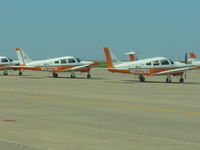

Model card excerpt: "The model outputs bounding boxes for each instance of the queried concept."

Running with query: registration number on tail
[41,66,58,71]
[130,68,150,75]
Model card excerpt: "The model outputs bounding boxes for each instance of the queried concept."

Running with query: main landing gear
[53,72,58,78]
[87,73,91,79]
[165,75,184,83]
[70,72,76,78]
[19,70,23,76]
[166,75,172,83]
[179,77,184,83]
[139,75,145,82]
[3,71,8,76]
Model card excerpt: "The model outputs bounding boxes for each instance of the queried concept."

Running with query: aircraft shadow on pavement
[110,80,200,85]
[48,76,104,80]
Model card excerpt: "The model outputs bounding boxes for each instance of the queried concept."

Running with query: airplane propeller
[185,53,188,64]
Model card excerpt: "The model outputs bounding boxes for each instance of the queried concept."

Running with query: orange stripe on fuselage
[108,68,184,76]
[13,65,92,73]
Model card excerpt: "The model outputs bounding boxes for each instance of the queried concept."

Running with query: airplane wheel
[71,74,76,78]
[166,78,172,83]
[19,72,23,76]
[3,72,8,76]
[180,78,184,83]
[139,76,145,82]
[87,74,91,79]
[53,73,58,78]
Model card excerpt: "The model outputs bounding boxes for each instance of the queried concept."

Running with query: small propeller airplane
[0,56,21,76]
[14,48,99,78]
[103,47,200,83]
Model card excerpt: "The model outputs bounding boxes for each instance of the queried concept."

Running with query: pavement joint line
[1,92,200,115]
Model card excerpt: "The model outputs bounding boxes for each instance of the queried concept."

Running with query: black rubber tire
[139,76,145,82]
[166,78,172,83]
[3,72,8,76]
[71,74,76,78]
[87,74,91,79]
[53,73,58,78]
[180,78,184,83]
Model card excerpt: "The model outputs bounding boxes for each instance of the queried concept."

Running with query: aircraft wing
[155,66,197,75]
[61,64,90,72]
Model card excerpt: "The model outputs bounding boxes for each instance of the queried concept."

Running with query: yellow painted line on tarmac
[2,93,200,115]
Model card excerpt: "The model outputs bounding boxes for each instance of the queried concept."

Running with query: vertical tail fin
[16,48,32,65]
[190,52,197,59]
[125,52,138,62]
[103,47,121,68]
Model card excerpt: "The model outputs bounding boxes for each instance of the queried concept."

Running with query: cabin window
[1,58,9,63]
[161,59,170,65]
[54,60,59,64]
[68,58,76,63]
[146,62,151,65]
[153,60,160,66]
[61,59,67,64]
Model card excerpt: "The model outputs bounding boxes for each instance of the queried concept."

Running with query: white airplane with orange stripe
[103,47,200,83]
[0,56,21,76]
[14,48,99,78]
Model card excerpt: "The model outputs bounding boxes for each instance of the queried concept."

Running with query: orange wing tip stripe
[16,48,22,51]
[190,52,197,58]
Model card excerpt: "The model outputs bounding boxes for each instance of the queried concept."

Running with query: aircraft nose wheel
[180,78,184,83]
[19,71,22,76]
[87,74,91,79]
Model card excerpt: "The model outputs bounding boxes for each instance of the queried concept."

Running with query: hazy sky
[0,0,200,60]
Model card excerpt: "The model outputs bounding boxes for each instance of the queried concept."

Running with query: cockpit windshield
[169,59,174,64]
[8,58,13,62]
[76,58,81,63]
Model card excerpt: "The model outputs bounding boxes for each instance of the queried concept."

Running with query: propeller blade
[185,53,188,64]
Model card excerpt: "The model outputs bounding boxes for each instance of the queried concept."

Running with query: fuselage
[18,56,96,73]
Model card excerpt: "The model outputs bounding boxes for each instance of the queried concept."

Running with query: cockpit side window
[61,59,67,64]
[153,60,160,66]
[1,58,9,63]
[146,62,152,66]
[54,60,59,64]
[161,59,170,65]
[68,58,76,63]
[76,58,81,63]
